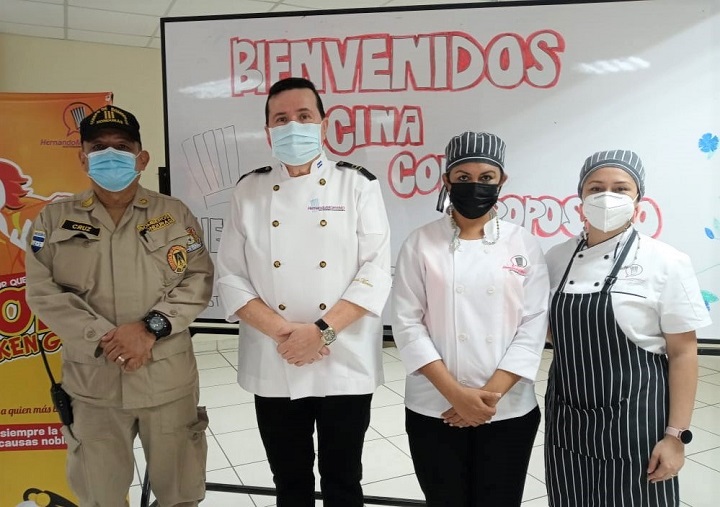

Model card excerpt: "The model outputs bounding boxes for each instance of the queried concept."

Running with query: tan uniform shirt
[25,187,214,409]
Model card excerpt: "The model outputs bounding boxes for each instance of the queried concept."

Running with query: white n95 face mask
[582,191,636,233]
[269,121,323,166]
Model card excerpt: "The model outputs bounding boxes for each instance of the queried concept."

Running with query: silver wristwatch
[315,318,336,346]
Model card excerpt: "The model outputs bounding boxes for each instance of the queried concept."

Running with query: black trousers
[255,394,372,507]
[406,405,541,507]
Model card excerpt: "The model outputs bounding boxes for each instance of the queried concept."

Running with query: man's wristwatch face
[315,319,336,345]
[144,312,171,339]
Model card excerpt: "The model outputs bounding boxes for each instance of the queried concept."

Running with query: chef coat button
[604,255,610,260]
[273,184,280,191]
[319,261,327,268]
[568,280,575,285]
[578,253,584,258]
[279,304,286,311]
[319,178,326,186]
[320,219,327,227]
[87,329,96,338]
[486,336,494,343]
[83,240,91,248]
[458,333,468,342]
[170,310,178,316]
[460,379,468,385]
[455,285,464,294]
[487,286,495,294]
[594,282,600,286]
[273,260,281,268]
[319,303,327,310]
[272,220,280,227]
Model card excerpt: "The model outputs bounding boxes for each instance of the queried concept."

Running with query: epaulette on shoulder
[237,166,272,184]
[336,160,376,181]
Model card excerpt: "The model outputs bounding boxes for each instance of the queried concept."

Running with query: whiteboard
[162,0,720,338]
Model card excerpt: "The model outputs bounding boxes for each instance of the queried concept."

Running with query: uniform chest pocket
[140,224,190,287]
[49,229,100,292]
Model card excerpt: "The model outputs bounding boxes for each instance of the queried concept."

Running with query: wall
[0,33,163,190]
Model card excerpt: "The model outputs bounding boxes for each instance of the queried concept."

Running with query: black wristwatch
[143,311,172,340]
[314,318,337,346]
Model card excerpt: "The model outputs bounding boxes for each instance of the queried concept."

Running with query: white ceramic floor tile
[199,366,238,388]
[699,372,720,386]
[527,444,546,484]
[688,446,720,473]
[689,405,720,435]
[364,426,384,442]
[208,403,258,435]
[221,350,239,366]
[696,380,720,405]
[698,355,720,371]
[196,352,233,370]
[234,461,276,507]
[383,345,401,360]
[387,434,411,457]
[360,438,416,484]
[699,366,718,377]
[217,336,238,351]
[200,382,254,408]
[215,427,268,466]
[382,351,400,364]
[679,458,720,507]
[522,473,547,502]
[370,404,407,437]
[207,434,232,471]
[204,467,257,506]
[362,473,424,501]
[535,368,549,381]
[383,378,406,397]
[522,496,549,506]
[383,360,409,382]
[370,384,405,408]
[686,424,720,455]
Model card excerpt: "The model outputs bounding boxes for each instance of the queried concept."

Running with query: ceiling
[0,0,517,49]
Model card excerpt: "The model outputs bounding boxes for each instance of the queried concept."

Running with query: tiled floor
[129,338,720,506]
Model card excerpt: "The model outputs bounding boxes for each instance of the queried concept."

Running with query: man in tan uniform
[25,105,214,507]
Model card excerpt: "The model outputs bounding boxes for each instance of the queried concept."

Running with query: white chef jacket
[546,227,712,354]
[216,151,392,399]
[391,216,549,421]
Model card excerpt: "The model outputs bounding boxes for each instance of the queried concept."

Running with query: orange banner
[0,92,111,507]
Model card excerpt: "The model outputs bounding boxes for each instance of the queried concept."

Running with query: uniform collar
[579,226,634,258]
[74,189,97,211]
[279,150,329,178]
[132,186,151,209]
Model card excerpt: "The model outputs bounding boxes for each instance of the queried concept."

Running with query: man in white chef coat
[216,77,392,507]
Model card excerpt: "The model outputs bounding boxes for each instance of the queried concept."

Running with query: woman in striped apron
[544,150,711,506]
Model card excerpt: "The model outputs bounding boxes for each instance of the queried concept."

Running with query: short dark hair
[265,77,326,125]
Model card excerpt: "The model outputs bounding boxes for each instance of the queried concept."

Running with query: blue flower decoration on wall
[699,133,719,158]
[705,218,720,240]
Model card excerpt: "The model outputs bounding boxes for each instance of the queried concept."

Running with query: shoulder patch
[336,161,376,181]
[237,166,273,184]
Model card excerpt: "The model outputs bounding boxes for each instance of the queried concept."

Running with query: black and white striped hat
[578,149,645,198]
[444,132,506,173]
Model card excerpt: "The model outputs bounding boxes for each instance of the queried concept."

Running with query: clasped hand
[276,322,330,366]
[443,386,502,428]
[100,321,154,373]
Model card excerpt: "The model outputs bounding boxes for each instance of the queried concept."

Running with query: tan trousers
[61,393,208,507]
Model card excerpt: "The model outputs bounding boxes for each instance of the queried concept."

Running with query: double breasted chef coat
[216,152,392,400]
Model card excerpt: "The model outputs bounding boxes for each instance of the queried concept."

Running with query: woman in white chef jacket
[391,131,549,507]
[544,150,711,507]
[216,77,392,507]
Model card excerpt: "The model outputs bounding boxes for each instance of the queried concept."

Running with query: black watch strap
[315,318,329,331]
[144,311,172,340]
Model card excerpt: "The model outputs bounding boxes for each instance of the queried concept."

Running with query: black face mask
[449,182,500,219]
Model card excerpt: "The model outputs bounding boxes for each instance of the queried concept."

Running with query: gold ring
[117,355,125,363]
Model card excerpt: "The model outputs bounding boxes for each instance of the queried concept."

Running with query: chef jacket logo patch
[624,264,643,277]
[167,245,188,273]
[31,230,46,253]
[503,255,528,276]
[307,198,345,212]
[185,226,204,253]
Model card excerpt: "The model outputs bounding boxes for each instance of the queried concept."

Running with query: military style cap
[80,105,141,144]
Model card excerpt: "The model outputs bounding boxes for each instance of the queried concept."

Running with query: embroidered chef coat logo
[307,198,345,212]
[137,213,175,233]
[185,227,204,253]
[167,245,188,274]
[31,230,46,253]
[624,264,643,277]
[503,255,528,276]
[353,277,374,287]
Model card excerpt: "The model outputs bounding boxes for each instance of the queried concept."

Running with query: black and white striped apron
[545,230,678,506]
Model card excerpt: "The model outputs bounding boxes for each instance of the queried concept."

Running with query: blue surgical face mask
[86,147,140,192]
[269,121,323,166]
